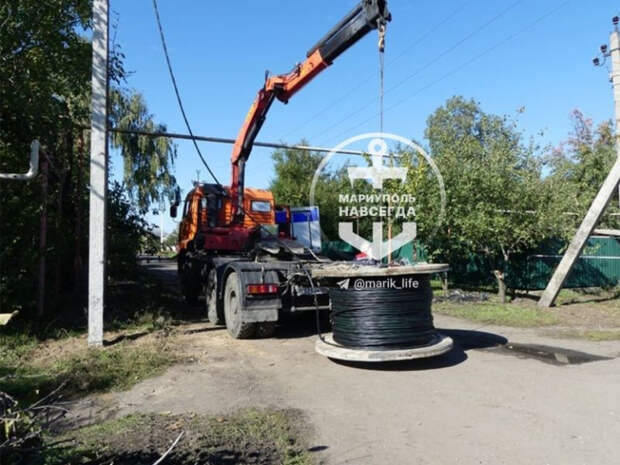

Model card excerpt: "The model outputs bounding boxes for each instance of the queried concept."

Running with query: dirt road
[80,261,620,465]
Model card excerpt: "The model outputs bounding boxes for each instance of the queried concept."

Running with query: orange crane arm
[230,0,391,219]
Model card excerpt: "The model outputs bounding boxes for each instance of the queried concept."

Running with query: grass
[0,273,189,405]
[104,276,194,333]
[434,301,559,327]
[545,329,620,341]
[37,409,313,465]
[0,334,177,404]
[554,286,620,306]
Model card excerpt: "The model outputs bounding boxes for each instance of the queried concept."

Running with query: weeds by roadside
[432,284,620,333]
[0,273,189,405]
[0,337,177,405]
[544,329,620,341]
[434,301,559,327]
[25,409,314,465]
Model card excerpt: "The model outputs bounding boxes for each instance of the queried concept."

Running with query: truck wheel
[255,322,276,338]
[206,269,223,325]
[223,272,255,339]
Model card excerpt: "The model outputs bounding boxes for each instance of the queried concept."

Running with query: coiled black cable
[331,279,436,350]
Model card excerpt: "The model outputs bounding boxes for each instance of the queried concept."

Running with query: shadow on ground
[330,328,507,372]
[274,312,331,339]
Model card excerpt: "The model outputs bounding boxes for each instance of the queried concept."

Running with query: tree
[110,90,177,213]
[546,110,618,227]
[0,0,177,320]
[419,96,569,302]
[162,229,178,250]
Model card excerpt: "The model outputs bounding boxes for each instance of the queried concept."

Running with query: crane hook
[378,21,386,53]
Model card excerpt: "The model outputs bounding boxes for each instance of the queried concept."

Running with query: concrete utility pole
[87,0,109,346]
[539,18,620,308]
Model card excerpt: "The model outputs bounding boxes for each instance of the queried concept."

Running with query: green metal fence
[322,236,620,290]
[454,236,620,290]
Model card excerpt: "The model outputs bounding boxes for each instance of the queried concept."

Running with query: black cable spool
[330,276,437,350]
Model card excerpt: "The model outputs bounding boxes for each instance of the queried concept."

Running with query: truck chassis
[179,244,330,338]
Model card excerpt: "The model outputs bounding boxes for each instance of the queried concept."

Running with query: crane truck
[171,0,391,339]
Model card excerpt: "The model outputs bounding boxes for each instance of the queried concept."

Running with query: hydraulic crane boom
[230,0,391,220]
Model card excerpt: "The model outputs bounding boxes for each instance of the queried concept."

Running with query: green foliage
[546,109,618,227]
[0,0,92,316]
[162,228,178,249]
[107,182,151,278]
[0,0,177,319]
[415,96,570,298]
[110,90,178,213]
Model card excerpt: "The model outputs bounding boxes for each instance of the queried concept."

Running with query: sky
[109,0,620,234]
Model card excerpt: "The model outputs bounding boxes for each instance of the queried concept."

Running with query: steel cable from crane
[279,1,470,141]
[330,281,436,350]
[322,0,571,145]
[307,0,525,145]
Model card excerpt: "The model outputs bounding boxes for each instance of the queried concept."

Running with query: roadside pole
[538,19,620,308]
[87,0,109,346]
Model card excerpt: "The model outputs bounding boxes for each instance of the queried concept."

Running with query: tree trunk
[441,271,449,293]
[37,152,49,317]
[54,148,66,308]
[73,131,85,304]
[493,269,506,304]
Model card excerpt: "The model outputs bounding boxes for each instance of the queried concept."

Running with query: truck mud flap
[241,308,278,323]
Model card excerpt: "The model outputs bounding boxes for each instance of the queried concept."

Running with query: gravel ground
[64,260,620,465]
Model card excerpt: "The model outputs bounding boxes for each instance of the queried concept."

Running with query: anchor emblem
[339,137,416,260]
[347,138,407,188]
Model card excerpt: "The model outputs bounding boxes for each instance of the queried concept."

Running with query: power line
[151,0,221,185]
[307,0,525,144]
[103,126,385,157]
[322,0,571,145]
[278,1,470,141]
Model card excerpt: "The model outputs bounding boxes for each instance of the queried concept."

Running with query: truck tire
[223,272,255,339]
[255,322,276,338]
[206,269,223,325]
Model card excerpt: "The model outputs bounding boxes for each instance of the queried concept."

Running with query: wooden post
[87,0,109,346]
[538,25,620,308]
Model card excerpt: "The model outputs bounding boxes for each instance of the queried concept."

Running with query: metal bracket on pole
[0,140,40,181]
[538,25,620,308]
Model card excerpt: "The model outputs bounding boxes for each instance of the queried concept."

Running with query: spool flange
[315,332,453,362]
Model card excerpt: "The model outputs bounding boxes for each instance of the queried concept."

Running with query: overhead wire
[307,0,525,145]
[151,0,318,261]
[321,0,571,145]
[279,1,470,141]
[151,0,221,185]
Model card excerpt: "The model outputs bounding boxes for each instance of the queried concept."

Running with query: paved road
[91,261,620,464]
